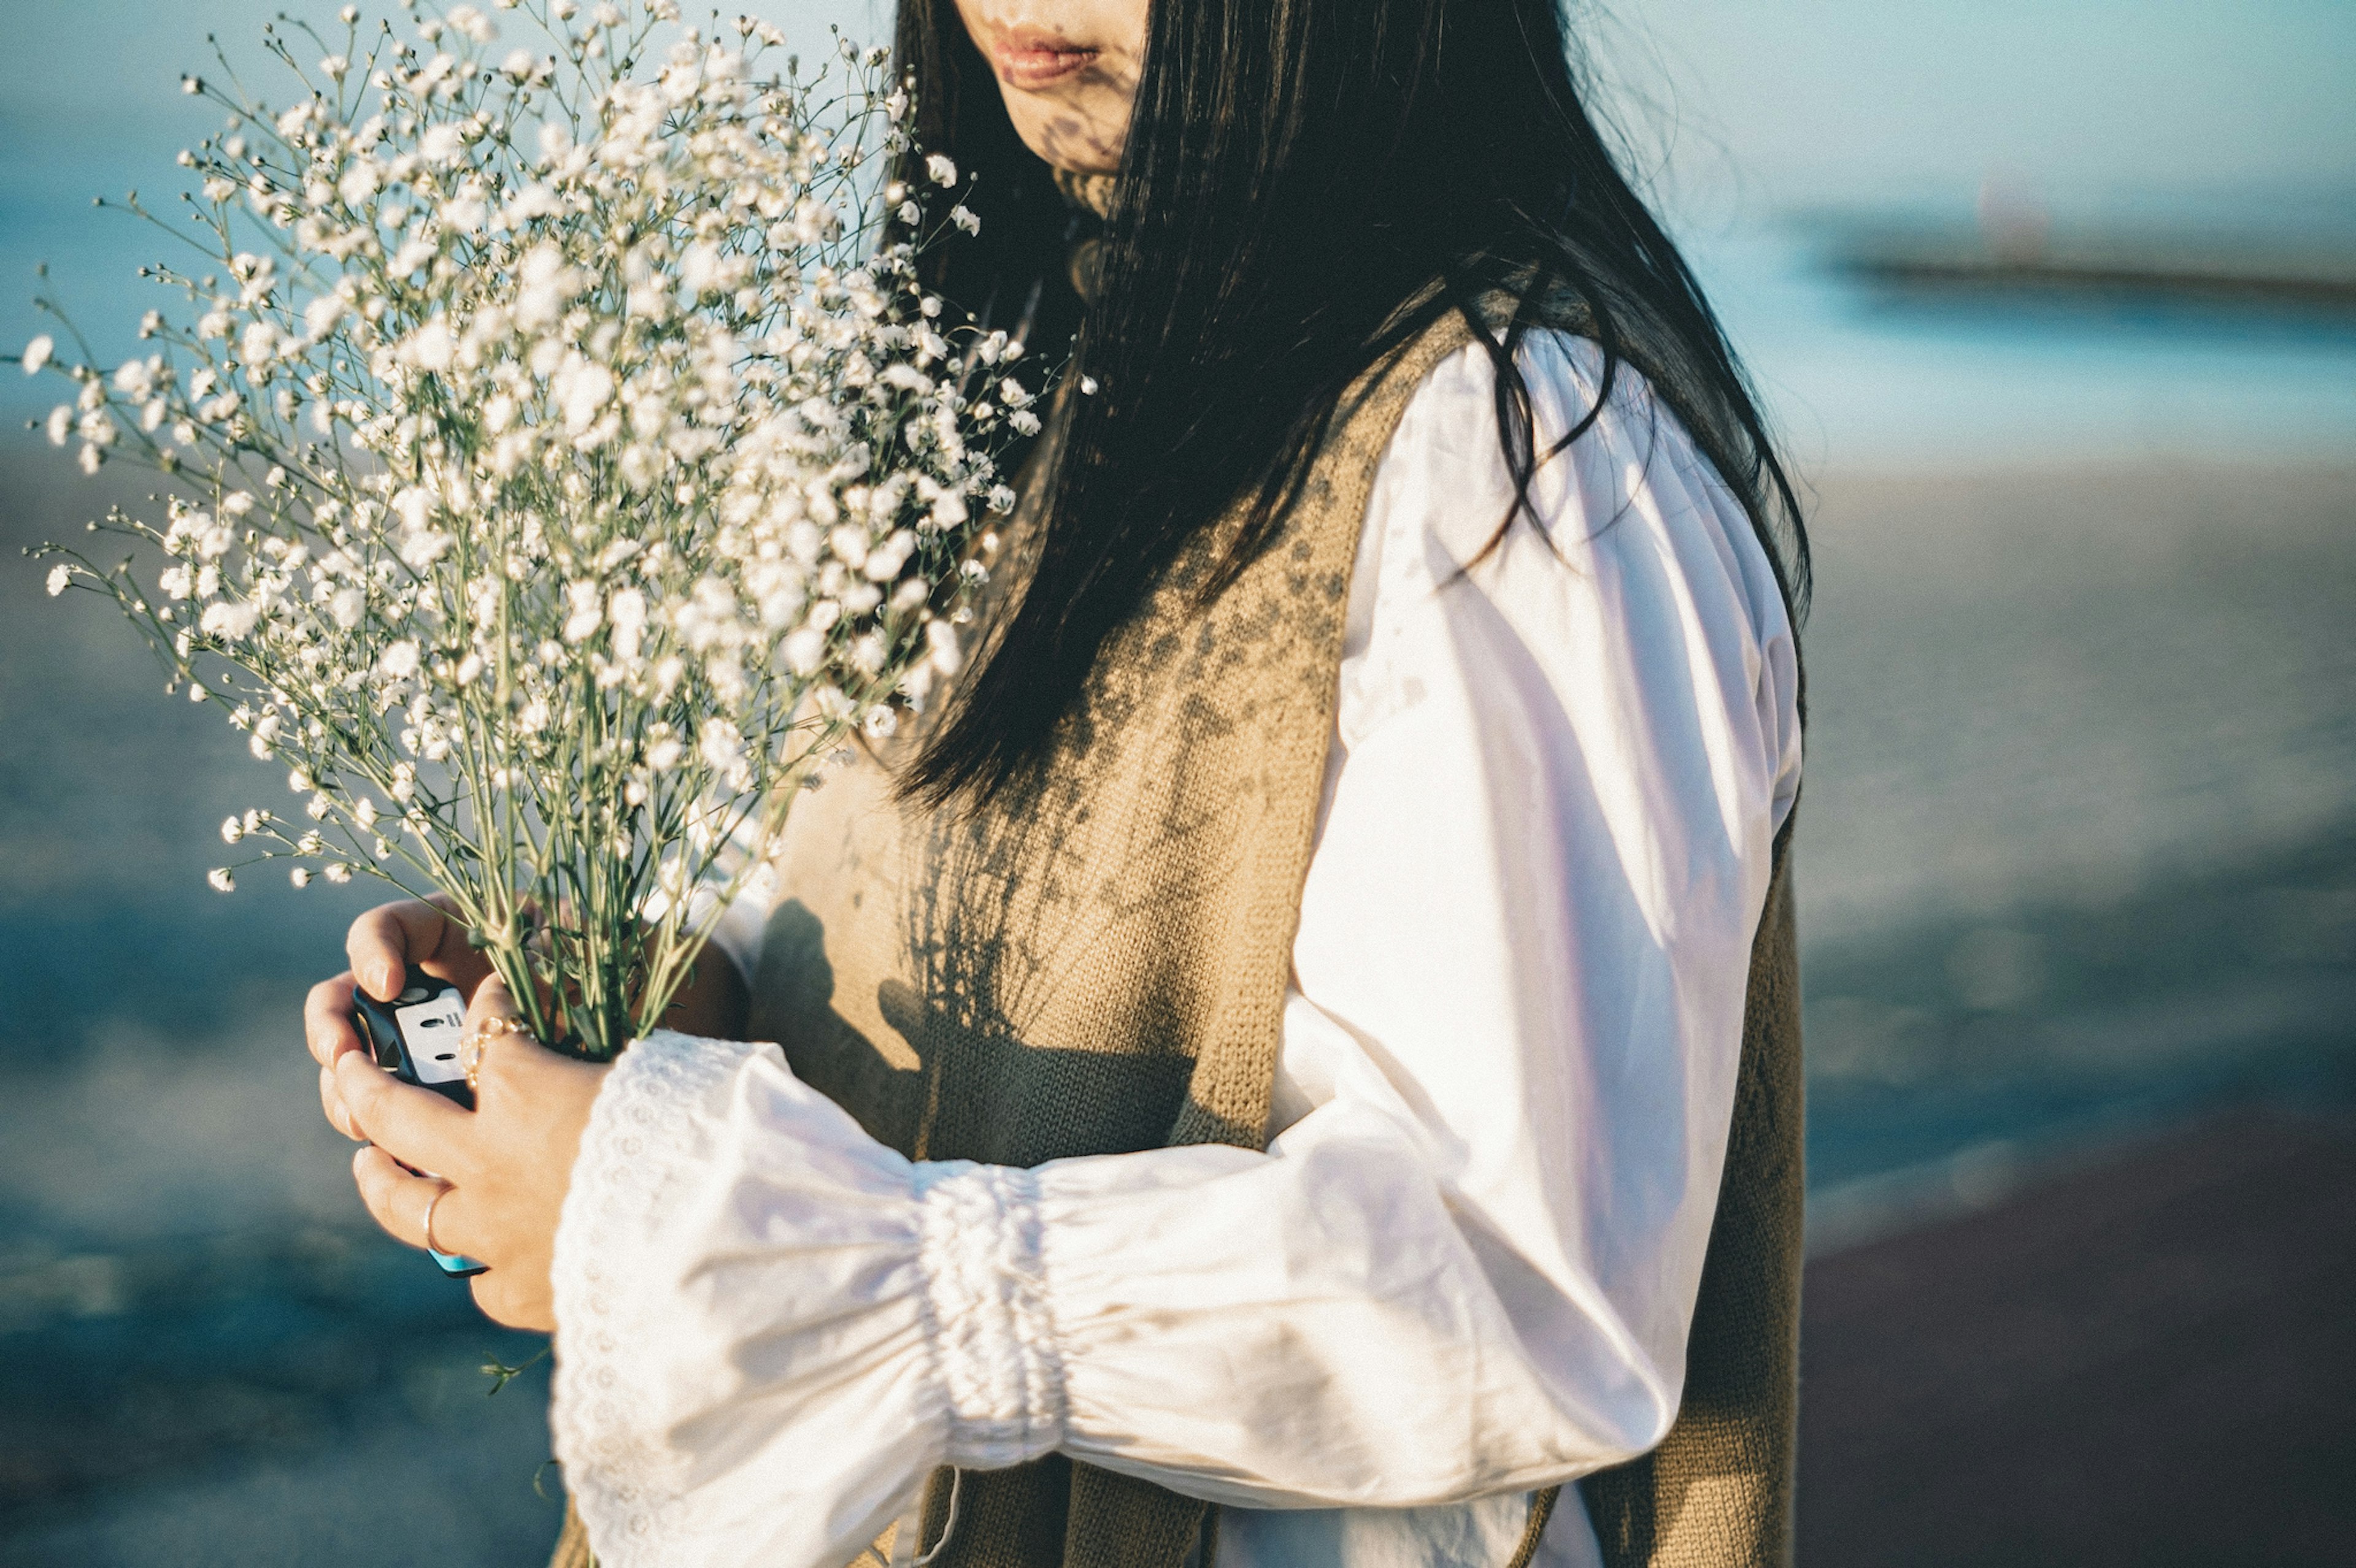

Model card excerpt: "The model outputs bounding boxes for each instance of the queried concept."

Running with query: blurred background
[2,1,2350,1563]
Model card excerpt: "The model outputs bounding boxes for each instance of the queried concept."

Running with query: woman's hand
[303,897,747,1139]
[334,971,606,1331]
[303,897,750,1329]
[304,896,496,1140]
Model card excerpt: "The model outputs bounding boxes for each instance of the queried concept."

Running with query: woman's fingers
[333,1048,476,1178]
[461,974,547,1096]
[345,900,442,1001]
[320,1064,363,1140]
[469,1269,551,1332]
[466,971,518,1032]
[352,1144,460,1253]
[304,971,367,1069]
[345,894,492,1002]
[307,973,369,1139]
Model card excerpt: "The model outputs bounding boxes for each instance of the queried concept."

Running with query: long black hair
[893,0,1809,805]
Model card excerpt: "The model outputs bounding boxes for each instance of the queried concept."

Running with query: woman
[302,1,1808,1566]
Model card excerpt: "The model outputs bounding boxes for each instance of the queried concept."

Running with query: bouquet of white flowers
[21,0,1030,1059]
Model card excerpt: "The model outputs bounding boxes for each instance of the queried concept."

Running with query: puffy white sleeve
[549,331,1803,1568]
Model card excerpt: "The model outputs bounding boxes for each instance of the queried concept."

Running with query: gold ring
[422,1180,456,1255]
[459,1015,533,1094]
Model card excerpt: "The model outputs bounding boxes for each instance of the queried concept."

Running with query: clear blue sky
[1605,0,2356,215]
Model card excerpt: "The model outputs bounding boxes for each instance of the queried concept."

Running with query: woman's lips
[989,33,1101,90]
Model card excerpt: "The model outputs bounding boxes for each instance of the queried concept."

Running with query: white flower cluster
[26,2,1019,1058]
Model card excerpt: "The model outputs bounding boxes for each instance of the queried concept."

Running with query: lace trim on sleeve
[550,1028,764,1562]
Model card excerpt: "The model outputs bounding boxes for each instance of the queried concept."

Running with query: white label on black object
[394,992,469,1084]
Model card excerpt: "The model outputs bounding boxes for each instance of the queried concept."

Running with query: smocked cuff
[915,1162,1069,1469]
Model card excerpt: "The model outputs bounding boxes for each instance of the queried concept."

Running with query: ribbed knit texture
[546,301,1805,1568]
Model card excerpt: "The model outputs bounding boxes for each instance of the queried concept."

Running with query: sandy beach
[2,444,2352,1562]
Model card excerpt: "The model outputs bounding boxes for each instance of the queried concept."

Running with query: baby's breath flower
[420,124,466,166]
[207,867,235,892]
[925,619,963,675]
[33,4,1007,1061]
[447,6,497,44]
[20,334,52,374]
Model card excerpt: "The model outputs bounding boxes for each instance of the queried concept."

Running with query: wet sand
[1800,1108,2356,1566]
[1,445,2351,1560]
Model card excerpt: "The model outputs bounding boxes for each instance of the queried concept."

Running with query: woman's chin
[1012,123,1122,178]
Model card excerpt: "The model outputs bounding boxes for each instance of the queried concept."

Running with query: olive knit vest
[547,304,1804,1568]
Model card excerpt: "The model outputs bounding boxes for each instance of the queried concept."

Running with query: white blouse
[549,330,1804,1568]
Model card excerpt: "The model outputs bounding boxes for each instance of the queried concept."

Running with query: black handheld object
[353,975,476,1109]
[352,975,488,1277]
